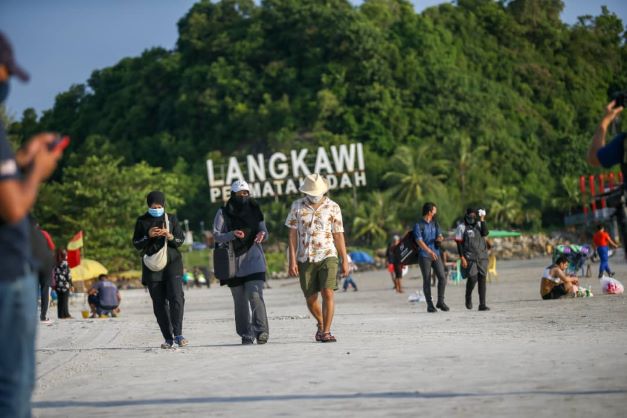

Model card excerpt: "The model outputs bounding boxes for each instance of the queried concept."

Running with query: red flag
[67,249,81,268]
[39,228,55,250]
[67,231,83,251]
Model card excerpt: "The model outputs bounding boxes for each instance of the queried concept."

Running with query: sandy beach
[33,256,627,417]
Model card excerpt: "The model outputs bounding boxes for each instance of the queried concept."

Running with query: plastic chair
[487,254,497,282]
[449,260,462,285]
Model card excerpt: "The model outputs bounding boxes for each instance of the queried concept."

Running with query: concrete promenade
[33,257,627,417]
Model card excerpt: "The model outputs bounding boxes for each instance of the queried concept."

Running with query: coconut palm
[352,191,401,246]
[487,186,525,227]
[383,144,450,205]
[456,134,489,205]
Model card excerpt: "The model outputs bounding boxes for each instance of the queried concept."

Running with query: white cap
[231,180,250,193]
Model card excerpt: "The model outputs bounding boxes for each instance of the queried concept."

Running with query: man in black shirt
[0,32,62,417]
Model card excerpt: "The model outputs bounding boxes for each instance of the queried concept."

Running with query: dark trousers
[148,275,185,341]
[38,276,50,321]
[56,291,71,318]
[230,280,268,340]
[418,256,447,304]
[466,273,487,306]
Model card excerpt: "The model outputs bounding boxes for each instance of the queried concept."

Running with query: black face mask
[231,195,250,209]
[0,81,9,104]
[465,214,477,226]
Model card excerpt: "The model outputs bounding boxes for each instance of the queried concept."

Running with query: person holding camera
[587,95,625,170]
[455,208,490,311]
[587,96,626,254]
[414,202,448,312]
[0,32,63,418]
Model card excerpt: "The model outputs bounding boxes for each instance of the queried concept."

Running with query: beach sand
[33,256,627,417]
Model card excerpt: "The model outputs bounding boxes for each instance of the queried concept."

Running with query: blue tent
[349,251,375,264]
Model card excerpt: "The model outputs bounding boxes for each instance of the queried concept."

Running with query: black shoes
[257,332,269,345]
[435,302,450,311]
[465,299,473,310]
[242,337,254,345]
[427,303,437,313]
[478,305,490,311]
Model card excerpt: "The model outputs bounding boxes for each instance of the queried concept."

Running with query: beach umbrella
[69,259,108,282]
[115,270,142,279]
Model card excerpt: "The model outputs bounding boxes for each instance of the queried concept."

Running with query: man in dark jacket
[133,191,187,348]
[455,208,490,311]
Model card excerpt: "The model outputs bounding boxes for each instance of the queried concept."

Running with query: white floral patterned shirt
[285,197,344,263]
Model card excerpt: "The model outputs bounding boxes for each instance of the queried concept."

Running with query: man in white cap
[285,173,349,343]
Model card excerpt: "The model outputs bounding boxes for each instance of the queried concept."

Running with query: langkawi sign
[207,143,367,202]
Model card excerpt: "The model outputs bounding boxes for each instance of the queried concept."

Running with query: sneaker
[436,302,450,311]
[40,318,52,324]
[174,336,189,347]
[242,337,254,345]
[161,339,174,349]
[257,332,269,345]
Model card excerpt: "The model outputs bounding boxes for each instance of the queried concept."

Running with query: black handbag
[213,241,236,280]
[394,230,420,265]
[213,210,236,280]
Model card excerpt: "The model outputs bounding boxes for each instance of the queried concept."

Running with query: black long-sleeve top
[132,212,185,257]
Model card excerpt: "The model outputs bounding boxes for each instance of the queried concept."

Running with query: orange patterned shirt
[285,197,344,263]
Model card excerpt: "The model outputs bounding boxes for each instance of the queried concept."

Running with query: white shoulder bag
[143,214,170,272]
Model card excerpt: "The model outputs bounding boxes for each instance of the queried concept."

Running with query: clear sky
[1,0,625,118]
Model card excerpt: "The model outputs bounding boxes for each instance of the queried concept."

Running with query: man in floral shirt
[286,173,349,343]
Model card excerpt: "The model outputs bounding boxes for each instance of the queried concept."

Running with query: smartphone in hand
[48,135,70,152]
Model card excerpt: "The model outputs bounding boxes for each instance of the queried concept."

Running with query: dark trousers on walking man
[465,259,488,310]
[418,256,447,311]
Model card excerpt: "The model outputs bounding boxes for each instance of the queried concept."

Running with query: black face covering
[232,195,250,207]
[465,214,477,226]
[224,194,264,256]
[0,81,9,104]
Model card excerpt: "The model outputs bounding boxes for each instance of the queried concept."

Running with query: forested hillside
[8,0,625,269]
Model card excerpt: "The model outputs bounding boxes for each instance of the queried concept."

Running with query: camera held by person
[587,92,625,258]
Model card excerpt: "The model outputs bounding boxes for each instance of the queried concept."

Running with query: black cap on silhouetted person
[0,31,30,82]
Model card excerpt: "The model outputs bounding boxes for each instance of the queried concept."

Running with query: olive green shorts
[298,257,339,297]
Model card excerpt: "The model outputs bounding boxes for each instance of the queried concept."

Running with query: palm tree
[352,191,401,246]
[456,134,489,205]
[383,144,450,205]
[487,186,524,227]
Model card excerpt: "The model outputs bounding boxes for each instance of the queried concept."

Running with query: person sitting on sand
[540,255,579,300]
[88,274,121,317]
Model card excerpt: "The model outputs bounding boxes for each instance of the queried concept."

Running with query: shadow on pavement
[34,388,627,409]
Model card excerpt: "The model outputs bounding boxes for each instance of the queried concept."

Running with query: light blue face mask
[148,207,164,217]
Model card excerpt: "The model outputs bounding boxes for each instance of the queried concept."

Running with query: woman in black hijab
[133,191,187,348]
[213,180,270,345]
